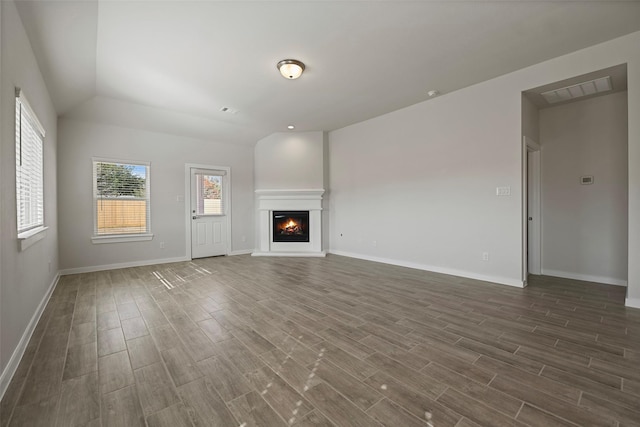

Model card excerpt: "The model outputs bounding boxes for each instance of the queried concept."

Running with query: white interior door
[190,168,228,258]
[527,147,542,275]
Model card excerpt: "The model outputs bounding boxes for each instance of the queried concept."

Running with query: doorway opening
[521,63,628,288]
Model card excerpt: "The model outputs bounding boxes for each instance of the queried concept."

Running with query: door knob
[528,217,532,220]
[192,216,197,220]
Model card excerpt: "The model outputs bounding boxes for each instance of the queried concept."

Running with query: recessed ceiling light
[287,125,295,130]
[427,90,440,97]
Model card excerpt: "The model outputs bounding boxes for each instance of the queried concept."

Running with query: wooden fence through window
[96,199,146,234]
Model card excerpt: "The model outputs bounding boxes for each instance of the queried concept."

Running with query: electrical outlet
[373,240,377,247]
[160,242,166,249]
[482,252,489,261]
[48,260,52,272]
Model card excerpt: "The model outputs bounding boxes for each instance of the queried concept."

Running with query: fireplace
[273,211,309,242]
[253,189,325,257]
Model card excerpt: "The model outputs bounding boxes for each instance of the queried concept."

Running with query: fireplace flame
[273,212,308,241]
[281,218,301,235]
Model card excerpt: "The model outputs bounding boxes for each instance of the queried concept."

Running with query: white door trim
[522,136,542,283]
[185,163,231,260]
[527,147,542,275]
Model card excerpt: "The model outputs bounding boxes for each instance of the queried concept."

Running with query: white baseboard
[60,251,256,275]
[328,250,524,288]
[59,256,190,275]
[626,298,640,309]
[229,250,253,256]
[0,273,60,401]
[624,298,640,308]
[541,269,627,287]
[252,251,326,258]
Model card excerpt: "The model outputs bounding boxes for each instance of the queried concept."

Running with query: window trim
[18,226,48,252]
[15,88,46,237]
[92,157,153,244]
[91,233,153,245]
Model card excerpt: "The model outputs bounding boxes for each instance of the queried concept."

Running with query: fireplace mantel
[252,189,325,257]
[255,188,324,200]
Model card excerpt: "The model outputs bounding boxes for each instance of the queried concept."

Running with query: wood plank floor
[1,254,639,426]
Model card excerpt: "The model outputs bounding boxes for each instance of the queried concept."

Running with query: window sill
[91,233,154,244]
[18,226,48,252]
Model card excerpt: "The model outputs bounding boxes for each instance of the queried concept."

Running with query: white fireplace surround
[252,189,325,257]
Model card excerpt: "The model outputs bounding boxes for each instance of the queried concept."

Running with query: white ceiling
[15,0,640,145]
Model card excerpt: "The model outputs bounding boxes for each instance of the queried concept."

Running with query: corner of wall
[322,131,330,251]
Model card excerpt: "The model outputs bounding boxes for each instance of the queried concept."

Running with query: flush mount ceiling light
[287,125,295,129]
[277,59,305,79]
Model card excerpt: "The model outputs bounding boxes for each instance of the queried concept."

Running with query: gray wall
[328,31,640,298]
[329,79,524,286]
[254,131,325,190]
[57,118,255,271]
[0,0,58,389]
[540,92,628,285]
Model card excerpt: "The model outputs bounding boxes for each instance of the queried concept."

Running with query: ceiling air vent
[541,76,612,104]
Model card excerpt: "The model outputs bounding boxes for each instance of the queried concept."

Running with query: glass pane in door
[195,174,223,215]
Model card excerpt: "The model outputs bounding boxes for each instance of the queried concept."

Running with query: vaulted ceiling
[15,0,640,145]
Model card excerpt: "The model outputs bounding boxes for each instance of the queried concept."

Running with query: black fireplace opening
[272,211,310,242]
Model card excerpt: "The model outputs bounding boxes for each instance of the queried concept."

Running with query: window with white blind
[15,88,45,236]
[92,159,152,243]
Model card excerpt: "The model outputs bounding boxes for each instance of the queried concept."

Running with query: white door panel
[213,223,222,244]
[190,168,228,259]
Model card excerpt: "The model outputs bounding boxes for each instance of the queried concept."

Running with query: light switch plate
[496,186,511,196]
